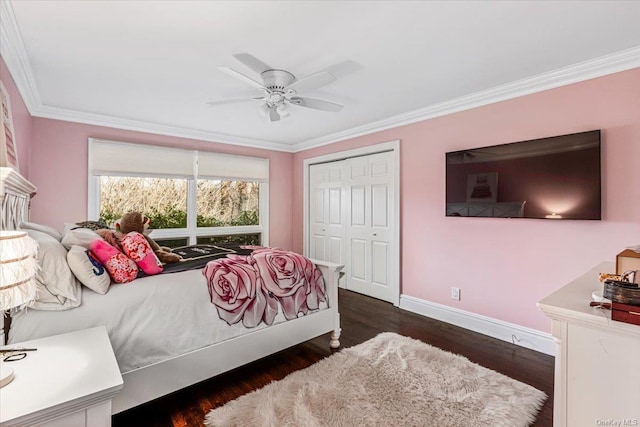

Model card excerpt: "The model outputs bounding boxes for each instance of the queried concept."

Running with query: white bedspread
[8,269,298,374]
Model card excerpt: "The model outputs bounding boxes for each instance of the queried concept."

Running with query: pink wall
[293,68,640,333]
[7,49,640,336]
[29,119,294,250]
[0,57,33,178]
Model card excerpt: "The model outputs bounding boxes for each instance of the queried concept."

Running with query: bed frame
[0,168,343,414]
[114,260,342,413]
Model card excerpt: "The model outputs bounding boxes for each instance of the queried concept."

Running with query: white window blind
[197,151,269,182]
[90,140,195,178]
[89,139,269,181]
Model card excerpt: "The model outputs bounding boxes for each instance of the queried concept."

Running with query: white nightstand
[0,326,123,427]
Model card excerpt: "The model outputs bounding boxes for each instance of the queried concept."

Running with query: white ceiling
[2,1,640,152]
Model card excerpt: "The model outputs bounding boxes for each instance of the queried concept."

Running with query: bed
[1,174,343,414]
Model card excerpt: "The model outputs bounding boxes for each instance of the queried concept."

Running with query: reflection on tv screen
[445,130,601,220]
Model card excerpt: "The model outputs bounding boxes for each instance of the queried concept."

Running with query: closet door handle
[373,233,377,236]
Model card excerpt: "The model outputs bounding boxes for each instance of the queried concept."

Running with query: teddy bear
[116,211,183,264]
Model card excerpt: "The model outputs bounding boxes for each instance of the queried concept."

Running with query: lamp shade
[0,230,38,311]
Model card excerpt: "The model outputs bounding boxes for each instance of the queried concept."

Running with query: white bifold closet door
[344,151,394,303]
[308,151,395,303]
[309,161,346,266]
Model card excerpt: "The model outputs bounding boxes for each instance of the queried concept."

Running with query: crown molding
[35,105,294,152]
[1,0,638,155]
[291,46,640,152]
[0,0,292,153]
[0,0,42,112]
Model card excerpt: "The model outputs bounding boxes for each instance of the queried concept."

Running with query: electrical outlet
[451,287,461,301]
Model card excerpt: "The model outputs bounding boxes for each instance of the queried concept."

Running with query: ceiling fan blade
[233,53,272,75]
[289,96,343,112]
[287,72,336,94]
[268,108,280,122]
[206,97,264,106]
[218,67,267,90]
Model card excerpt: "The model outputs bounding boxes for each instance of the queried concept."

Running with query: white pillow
[20,221,62,241]
[30,286,81,311]
[61,228,102,250]
[24,229,81,310]
[67,245,111,294]
[62,222,77,237]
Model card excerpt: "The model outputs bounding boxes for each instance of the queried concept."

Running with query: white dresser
[0,327,123,427]
[538,262,640,427]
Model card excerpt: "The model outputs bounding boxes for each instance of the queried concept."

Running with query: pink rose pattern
[120,232,150,262]
[203,248,326,327]
[203,257,278,328]
[105,253,139,283]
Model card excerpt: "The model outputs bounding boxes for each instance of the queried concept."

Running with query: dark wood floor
[113,289,554,427]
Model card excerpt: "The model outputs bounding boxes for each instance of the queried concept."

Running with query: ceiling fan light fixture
[276,102,290,117]
[211,53,345,123]
[258,103,270,118]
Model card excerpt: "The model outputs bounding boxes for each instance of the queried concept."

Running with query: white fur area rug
[205,332,546,427]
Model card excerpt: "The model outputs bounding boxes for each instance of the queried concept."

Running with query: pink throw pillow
[89,239,139,283]
[120,232,163,275]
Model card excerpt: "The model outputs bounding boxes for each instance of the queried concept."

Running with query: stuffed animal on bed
[116,211,182,264]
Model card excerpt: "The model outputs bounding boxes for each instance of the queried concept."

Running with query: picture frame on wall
[466,172,498,203]
[0,80,19,171]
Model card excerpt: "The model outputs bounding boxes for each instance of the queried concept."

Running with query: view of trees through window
[196,180,259,227]
[99,177,259,229]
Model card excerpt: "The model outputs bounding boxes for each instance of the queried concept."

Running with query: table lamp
[0,230,39,388]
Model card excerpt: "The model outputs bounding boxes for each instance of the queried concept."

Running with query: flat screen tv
[445,130,601,220]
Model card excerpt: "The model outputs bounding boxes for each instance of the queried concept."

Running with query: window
[99,177,188,229]
[196,180,259,227]
[88,139,269,246]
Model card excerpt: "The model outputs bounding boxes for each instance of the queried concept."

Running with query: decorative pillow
[24,229,81,310]
[61,228,102,250]
[120,231,163,275]
[67,245,111,294]
[89,239,139,284]
[62,221,110,235]
[19,221,62,241]
[75,220,111,231]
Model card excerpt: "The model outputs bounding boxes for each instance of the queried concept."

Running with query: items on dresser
[602,278,640,326]
[616,248,640,275]
[538,262,640,427]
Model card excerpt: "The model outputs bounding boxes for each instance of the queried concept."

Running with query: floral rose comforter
[202,247,326,328]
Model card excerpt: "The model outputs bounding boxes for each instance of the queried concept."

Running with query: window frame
[87,138,269,247]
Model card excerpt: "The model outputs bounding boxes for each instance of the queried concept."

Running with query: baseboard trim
[399,294,555,356]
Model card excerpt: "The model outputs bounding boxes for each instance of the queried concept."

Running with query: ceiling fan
[207,53,344,122]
